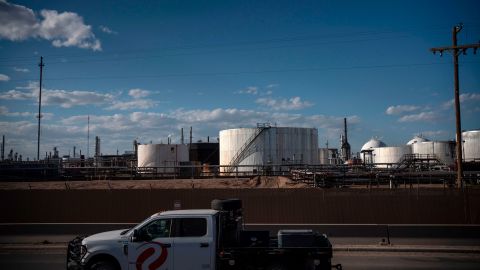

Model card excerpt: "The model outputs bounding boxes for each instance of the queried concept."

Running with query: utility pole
[430,23,479,189]
[37,56,44,161]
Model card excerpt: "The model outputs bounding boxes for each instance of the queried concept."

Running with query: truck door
[172,217,213,270]
[128,218,174,270]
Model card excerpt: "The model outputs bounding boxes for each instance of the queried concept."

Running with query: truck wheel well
[86,254,121,270]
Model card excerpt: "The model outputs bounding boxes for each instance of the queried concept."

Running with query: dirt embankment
[0,176,310,190]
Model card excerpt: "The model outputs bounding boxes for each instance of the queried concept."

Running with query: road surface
[1,251,480,270]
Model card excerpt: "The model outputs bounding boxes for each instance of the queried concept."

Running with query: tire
[90,260,118,270]
[266,263,288,270]
[211,199,242,211]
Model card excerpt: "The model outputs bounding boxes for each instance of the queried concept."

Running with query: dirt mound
[0,176,309,190]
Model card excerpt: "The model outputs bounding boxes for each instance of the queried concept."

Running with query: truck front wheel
[266,264,288,270]
[89,260,118,270]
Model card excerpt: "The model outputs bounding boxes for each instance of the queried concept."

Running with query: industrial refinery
[1,119,479,185]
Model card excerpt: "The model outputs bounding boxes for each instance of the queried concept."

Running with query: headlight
[80,245,87,258]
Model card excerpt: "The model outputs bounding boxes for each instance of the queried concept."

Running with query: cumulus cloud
[443,93,480,109]
[0,105,53,119]
[5,108,360,158]
[237,86,258,95]
[0,73,10,81]
[107,99,156,111]
[0,1,101,50]
[128,88,150,99]
[13,67,29,73]
[398,111,437,122]
[0,82,113,108]
[385,105,420,115]
[256,96,313,111]
[99,25,117,34]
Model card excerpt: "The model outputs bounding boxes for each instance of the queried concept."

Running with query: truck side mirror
[131,229,142,242]
[132,229,151,242]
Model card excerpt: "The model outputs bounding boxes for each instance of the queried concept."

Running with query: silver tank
[411,141,455,166]
[462,130,480,162]
[220,127,319,172]
[137,144,189,171]
[371,146,412,168]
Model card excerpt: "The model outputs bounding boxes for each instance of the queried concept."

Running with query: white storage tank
[371,146,412,168]
[462,130,480,162]
[137,144,189,170]
[219,126,319,172]
[360,138,387,164]
[407,135,430,145]
[411,141,455,166]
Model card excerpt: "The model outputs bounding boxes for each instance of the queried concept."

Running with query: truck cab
[68,209,218,270]
[67,200,333,270]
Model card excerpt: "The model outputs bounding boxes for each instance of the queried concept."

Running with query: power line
[0,35,415,66]
[5,61,479,83]
[0,24,472,64]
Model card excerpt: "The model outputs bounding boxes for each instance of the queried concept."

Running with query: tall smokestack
[1,135,4,161]
[181,128,184,145]
[95,136,101,157]
[341,117,351,161]
[189,126,192,150]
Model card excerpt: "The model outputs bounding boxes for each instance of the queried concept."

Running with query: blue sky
[1,0,479,160]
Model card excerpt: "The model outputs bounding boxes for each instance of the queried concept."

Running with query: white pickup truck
[67,199,334,270]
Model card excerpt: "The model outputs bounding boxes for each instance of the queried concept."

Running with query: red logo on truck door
[136,242,168,270]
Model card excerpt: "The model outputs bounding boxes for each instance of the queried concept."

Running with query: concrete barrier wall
[1,188,478,224]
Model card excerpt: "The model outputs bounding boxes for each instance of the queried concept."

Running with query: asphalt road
[1,251,480,270]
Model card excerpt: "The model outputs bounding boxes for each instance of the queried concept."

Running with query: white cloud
[99,25,117,34]
[256,96,313,111]
[0,0,37,41]
[44,89,112,108]
[13,67,29,73]
[0,1,101,51]
[107,99,156,111]
[4,108,360,159]
[398,111,437,122]
[443,93,480,109]
[128,88,150,99]
[0,82,113,108]
[0,88,35,100]
[0,73,10,81]
[0,105,53,119]
[385,105,420,115]
[237,86,258,95]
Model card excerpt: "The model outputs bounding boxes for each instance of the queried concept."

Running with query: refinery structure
[1,118,479,186]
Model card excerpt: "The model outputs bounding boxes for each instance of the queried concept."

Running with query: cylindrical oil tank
[137,144,189,171]
[463,130,480,162]
[406,135,429,145]
[360,138,387,163]
[411,141,455,166]
[371,146,412,168]
[219,127,319,172]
